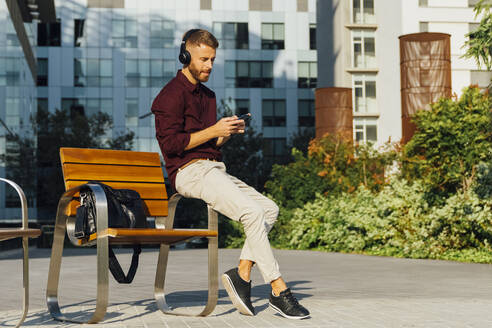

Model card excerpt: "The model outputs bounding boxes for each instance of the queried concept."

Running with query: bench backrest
[60,147,168,217]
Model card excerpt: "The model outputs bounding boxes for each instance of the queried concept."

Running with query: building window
[37,58,48,86]
[419,22,429,33]
[249,0,272,11]
[62,98,113,117]
[353,74,377,113]
[354,117,377,143]
[6,19,20,47]
[352,0,375,24]
[74,19,87,47]
[112,19,137,48]
[126,98,139,127]
[298,62,317,88]
[200,0,212,10]
[6,98,21,127]
[352,30,376,68]
[37,20,61,46]
[261,23,284,49]
[298,99,315,127]
[262,137,287,162]
[225,61,273,88]
[150,20,175,48]
[310,24,316,50]
[213,22,249,49]
[125,59,175,87]
[262,99,286,127]
[0,58,21,86]
[74,58,112,87]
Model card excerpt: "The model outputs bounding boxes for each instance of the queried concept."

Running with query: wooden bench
[0,178,41,328]
[46,147,219,324]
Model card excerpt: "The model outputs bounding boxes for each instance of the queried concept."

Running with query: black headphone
[179,29,200,65]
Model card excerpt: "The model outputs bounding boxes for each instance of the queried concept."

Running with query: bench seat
[79,228,218,245]
[0,228,41,241]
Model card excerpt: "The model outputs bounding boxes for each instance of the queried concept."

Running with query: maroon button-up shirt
[151,70,222,189]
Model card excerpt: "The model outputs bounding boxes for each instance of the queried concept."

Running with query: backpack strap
[108,245,142,284]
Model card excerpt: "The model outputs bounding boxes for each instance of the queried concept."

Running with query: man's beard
[189,63,210,82]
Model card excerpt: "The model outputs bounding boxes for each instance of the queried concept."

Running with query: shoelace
[284,292,300,307]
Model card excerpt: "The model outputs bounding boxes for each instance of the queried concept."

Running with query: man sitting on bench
[151,28,310,320]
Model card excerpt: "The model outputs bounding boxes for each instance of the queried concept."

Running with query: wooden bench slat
[67,199,169,217]
[78,228,217,245]
[0,228,41,241]
[65,181,168,200]
[63,163,165,183]
[61,148,161,167]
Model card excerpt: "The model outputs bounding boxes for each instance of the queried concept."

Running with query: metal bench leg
[154,193,219,316]
[0,178,31,328]
[46,184,109,324]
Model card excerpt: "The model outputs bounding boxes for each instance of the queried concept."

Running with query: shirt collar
[176,69,200,94]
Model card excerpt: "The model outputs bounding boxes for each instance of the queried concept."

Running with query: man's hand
[213,116,245,137]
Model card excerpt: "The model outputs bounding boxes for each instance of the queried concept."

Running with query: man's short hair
[185,29,219,49]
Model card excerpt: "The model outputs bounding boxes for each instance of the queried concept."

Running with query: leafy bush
[402,86,492,197]
[272,179,492,263]
[265,134,396,209]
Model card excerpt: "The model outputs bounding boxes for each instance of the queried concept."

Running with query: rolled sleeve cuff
[159,132,190,156]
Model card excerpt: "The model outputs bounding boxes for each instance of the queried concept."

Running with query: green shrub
[265,134,396,210]
[272,178,492,263]
[402,86,492,197]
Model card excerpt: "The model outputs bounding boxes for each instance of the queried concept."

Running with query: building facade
[317,0,492,145]
[0,0,317,221]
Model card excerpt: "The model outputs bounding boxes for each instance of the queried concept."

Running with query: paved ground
[1,247,492,327]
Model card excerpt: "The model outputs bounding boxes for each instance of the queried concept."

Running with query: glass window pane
[365,37,375,55]
[262,62,273,78]
[87,59,99,76]
[112,20,124,37]
[213,22,222,37]
[126,59,137,74]
[310,62,317,78]
[262,23,273,40]
[225,61,236,77]
[150,21,162,38]
[151,59,162,77]
[74,58,85,76]
[263,100,273,116]
[101,99,112,115]
[163,21,174,38]
[366,81,376,97]
[275,100,286,116]
[366,125,377,142]
[250,62,261,78]
[224,23,235,37]
[298,62,309,78]
[163,60,174,76]
[139,60,149,76]
[100,59,112,77]
[273,24,284,40]
[237,62,249,77]
[126,20,137,37]
[86,98,99,116]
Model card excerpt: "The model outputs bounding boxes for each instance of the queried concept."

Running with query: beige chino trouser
[175,159,281,283]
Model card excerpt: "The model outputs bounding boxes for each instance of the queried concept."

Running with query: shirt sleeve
[152,90,190,156]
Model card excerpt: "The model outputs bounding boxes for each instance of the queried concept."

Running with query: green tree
[0,108,134,221]
[462,0,492,70]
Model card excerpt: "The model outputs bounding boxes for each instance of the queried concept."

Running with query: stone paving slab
[1,247,492,327]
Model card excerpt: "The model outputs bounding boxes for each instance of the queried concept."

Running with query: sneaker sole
[269,302,310,320]
[221,273,254,316]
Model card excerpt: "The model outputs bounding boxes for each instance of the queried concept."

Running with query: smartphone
[237,113,251,121]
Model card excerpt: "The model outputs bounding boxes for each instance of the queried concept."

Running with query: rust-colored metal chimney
[399,32,452,144]
[314,87,353,142]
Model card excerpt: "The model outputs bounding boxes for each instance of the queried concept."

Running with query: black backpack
[75,181,148,284]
